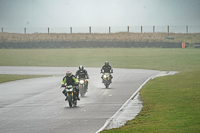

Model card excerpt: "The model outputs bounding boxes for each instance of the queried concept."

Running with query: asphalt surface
[0,66,160,133]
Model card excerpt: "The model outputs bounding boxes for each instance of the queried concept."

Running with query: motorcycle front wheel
[105,84,109,88]
[104,79,110,88]
[68,95,72,107]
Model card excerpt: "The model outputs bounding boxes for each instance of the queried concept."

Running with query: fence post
[70,27,72,33]
[24,28,26,34]
[153,26,155,33]
[127,26,129,33]
[89,26,91,33]
[186,25,188,34]
[167,25,169,34]
[109,26,111,33]
[141,26,143,33]
[1,28,3,34]
[48,27,49,34]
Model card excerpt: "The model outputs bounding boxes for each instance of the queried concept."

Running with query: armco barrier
[194,43,200,48]
[0,41,186,49]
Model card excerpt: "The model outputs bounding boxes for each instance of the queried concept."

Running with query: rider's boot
[86,83,88,92]
[62,90,66,95]
[110,75,113,83]
[63,90,68,101]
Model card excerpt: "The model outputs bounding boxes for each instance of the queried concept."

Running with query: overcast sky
[0,0,200,33]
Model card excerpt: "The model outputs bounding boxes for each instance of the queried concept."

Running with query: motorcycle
[64,85,77,107]
[79,78,88,97]
[102,73,112,88]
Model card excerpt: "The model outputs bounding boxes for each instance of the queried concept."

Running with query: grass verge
[0,48,199,72]
[102,70,200,133]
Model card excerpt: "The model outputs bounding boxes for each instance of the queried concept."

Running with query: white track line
[95,75,154,133]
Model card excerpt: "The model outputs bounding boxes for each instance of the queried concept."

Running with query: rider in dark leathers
[61,70,80,101]
[75,65,89,91]
[101,61,113,82]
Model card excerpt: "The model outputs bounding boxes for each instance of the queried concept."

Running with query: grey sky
[0,0,200,33]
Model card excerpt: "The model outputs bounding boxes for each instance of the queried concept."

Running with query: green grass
[0,48,199,71]
[0,74,51,83]
[0,48,200,132]
[102,71,200,133]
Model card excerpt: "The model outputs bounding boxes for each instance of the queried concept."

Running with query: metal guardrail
[194,43,200,48]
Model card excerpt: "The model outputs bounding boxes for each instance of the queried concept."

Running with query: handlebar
[101,69,113,74]
[61,84,77,88]
[61,84,66,87]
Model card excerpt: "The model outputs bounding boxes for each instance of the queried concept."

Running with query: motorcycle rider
[75,65,89,91]
[61,70,80,101]
[101,61,113,83]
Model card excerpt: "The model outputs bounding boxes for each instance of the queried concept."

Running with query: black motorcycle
[102,73,112,88]
[63,85,77,107]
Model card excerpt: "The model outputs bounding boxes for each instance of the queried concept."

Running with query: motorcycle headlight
[103,75,107,78]
[66,88,73,92]
[79,80,84,84]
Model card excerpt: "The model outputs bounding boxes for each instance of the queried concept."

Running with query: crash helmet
[66,70,72,77]
[79,65,84,70]
[105,61,109,66]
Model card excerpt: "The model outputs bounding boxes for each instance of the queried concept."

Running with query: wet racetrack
[0,66,160,133]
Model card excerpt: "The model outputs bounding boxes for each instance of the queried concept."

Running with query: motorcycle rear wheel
[80,86,86,97]
[74,100,77,107]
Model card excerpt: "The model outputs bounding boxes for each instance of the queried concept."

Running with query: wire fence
[1,26,200,34]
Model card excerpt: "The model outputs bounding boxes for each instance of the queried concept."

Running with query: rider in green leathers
[61,70,80,100]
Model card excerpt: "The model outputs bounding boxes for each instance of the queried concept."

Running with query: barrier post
[89,26,91,33]
[70,27,72,33]
[168,25,169,34]
[186,25,188,34]
[182,42,185,48]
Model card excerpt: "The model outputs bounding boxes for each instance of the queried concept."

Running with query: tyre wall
[0,41,188,49]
